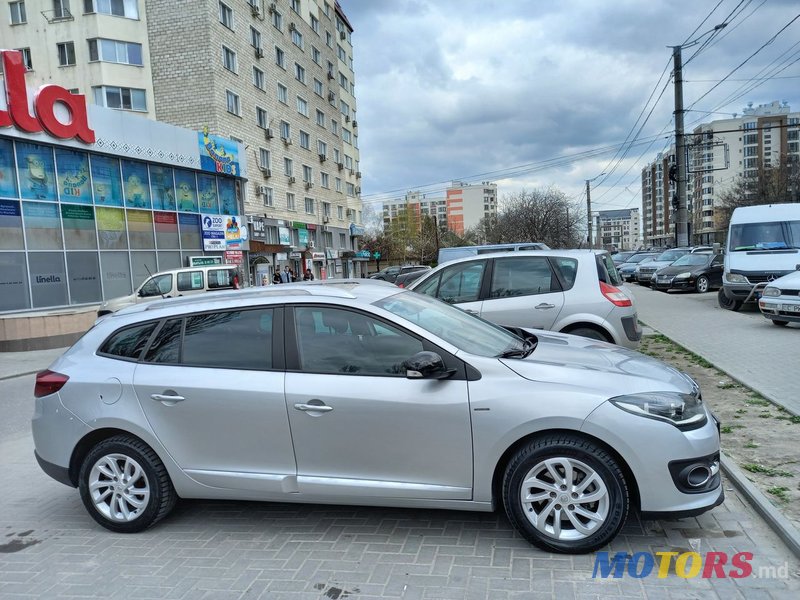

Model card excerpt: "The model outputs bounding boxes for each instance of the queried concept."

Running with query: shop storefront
[0,50,247,313]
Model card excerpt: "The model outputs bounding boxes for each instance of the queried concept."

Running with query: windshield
[729,221,800,251]
[374,292,523,357]
[625,254,655,264]
[656,250,687,262]
[671,253,711,267]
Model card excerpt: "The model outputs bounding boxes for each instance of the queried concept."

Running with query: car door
[132,307,297,493]
[479,256,565,330]
[709,254,724,287]
[284,304,473,500]
[413,259,487,317]
[176,269,205,296]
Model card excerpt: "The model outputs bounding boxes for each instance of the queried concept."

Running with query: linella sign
[0,49,95,144]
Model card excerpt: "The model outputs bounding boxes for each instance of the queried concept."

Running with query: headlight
[762,286,781,297]
[609,391,707,430]
[726,272,748,284]
[674,272,691,279]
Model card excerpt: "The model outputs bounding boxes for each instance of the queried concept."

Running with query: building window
[338,73,348,89]
[284,157,293,176]
[339,232,347,248]
[271,8,282,30]
[340,100,350,117]
[249,26,261,48]
[335,177,342,192]
[275,46,285,68]
[259,148,270,169]
[333,148,340,162]
[290,0,300,13]
[311,14,319,34]
[326,30,333,48]
[219,1,233,29]
[337,205,343,220]
[344,155,353,169]
[93,85,147,111]
[287,192,296,211]
[311,46,321,64]
[57,41,76,66]
[225,90,240,116]
[10,1,26,24]
[337,44,346,62]
[296,96,308,117]
[331,120,338,136]
[317,140,327,156]
[88,38,143,65]
[280,120,290,139]
[277,82,288,103]
[316,109,325,127]
[313,78,323,97]
[291,29,303,50]
[253,66,265,90]
[299,130,310,149]
[262,187,274,207]
[322,202,331,217]
[346,182,355,196]
[84,0,139,19]
[303,165,313,182]
[342,128,351,144]
[321,172,329,188]
[256,106,268,129]
[222,45,237,72]
[305,197,315,214]
[294,63,305,84]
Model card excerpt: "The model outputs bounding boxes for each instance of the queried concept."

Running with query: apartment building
[2,0,365,280]
[642,101,800,247]
[594,208,640,251]
[382,191,446,231]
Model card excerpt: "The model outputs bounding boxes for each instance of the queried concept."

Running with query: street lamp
[671,23,727,247]
[585,172,605,248]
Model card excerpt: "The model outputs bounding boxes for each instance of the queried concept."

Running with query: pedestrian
[272,271,281,285]
[280,266,291,283]
[288,268,297,282]
[303,268,314,281]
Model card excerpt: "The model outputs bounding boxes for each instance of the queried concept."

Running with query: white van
[718,204,800,311]
[437,243,550,265]
[97,265,240,317]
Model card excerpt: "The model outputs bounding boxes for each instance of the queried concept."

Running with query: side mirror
[402,351,455,380]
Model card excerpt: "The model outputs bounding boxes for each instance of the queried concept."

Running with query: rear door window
[489,256,559,298]
[99,322,157,360]
[182,309,273,370]
[139,274,173,298]
[207,268,235,289]
[437,261,486,303]
[144,318,183,363]
[177,270,204,292]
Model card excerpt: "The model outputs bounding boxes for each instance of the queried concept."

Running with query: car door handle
[535,303,556,310]
[465,309,479,315]
[150,393,185,403]
[294,403,334,412]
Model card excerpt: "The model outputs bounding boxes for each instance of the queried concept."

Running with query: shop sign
[311,252,325,260]
[291,221,307,229]
[225,215,243,249]
[189,256,222,267]
[355,249,371,259]
[201,214,226,251]
[278,227,291,245]
[325,247,337,259]
[249,216,266,241]
[224,250,243,265]
[0,50,95,144]
[198,126,240,175]
[298,228,309,246]
[349,223,366,236]
[289,251,302,259]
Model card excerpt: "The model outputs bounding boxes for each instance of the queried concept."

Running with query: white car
[758,269,800,326]
[409,250,641,348]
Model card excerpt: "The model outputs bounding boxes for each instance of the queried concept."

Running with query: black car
[394,268,431,288]
[369,265,429,283]
[653,252,724,293]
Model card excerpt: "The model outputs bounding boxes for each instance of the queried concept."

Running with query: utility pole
[672,45,689,248]
[586,179,592,248]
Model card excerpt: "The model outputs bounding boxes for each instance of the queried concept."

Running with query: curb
[720,452,800,560]
[0,370,41,382]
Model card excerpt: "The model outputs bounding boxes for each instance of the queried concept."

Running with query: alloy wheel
[88,453,151,522]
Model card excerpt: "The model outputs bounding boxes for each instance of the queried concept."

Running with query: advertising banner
[0,138,18,199]
[16,141,56,201]
[201,213,226,251]
[122,160,152,209]
[199,127,240,176]
[225,215,243,249]
[91,155,123,207]
[198,174,219,214]
[224,250,243,265]
[174,169,198,212]
[55,148,91,204]
[278,227,291,246]
[217,177,237,214]
[298,228,309,246]
[149,165,176,211]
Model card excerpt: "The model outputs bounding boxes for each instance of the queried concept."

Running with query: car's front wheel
[79,435,177,533]
[502,434,629,554]
[718,288,742,311]
[695,275,710,293]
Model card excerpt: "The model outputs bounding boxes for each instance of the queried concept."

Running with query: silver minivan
[408,250,641,348]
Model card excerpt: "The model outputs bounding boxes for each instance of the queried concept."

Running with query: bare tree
[493,187,584,249]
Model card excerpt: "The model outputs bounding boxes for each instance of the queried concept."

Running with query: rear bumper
[35,451,75,487]
[620,315,642,342]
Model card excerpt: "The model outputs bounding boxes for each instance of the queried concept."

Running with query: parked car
[618,253,658,282]
[408,250,641,348]
[612,251,638,266]
[394,267,431,288]
[635,248,695,286]
[653,253,724,293]
[33,280,722,554]
[97,265,240,317]
[437,242,550,265]
[369,265,429,283]
[758,268,800,326]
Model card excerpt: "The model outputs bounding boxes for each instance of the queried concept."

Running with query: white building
[594,208,640,251]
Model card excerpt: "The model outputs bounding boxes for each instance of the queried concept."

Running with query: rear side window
[551,258,579,291]
[437,261,486,303]
[182,309,273,370]
[99,322,157,360]
[144,318,183,363]
[596,254,622,286]
[177,271,204,292]
[490,257,559,298]
[207,268,236,289]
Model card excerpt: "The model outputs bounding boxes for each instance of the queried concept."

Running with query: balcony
[41,8,74,23]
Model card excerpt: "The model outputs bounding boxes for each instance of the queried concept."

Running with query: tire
[717,288,742,312]
[695,276,710,294]
[772,320,789,327]
[565,327,611,343]
[502,434,629,554]
[79,435,177,533]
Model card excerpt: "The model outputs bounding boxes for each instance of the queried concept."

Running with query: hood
[99,293,138,313]
[639,260,674,269]
[657,263,708,276]
[770,269,800,289]
[726,249,800,272]
[500,331,694,398]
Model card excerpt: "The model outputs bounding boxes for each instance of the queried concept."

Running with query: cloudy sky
[339,0,800,226]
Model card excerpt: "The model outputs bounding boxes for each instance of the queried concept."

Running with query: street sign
[189,256,222,266]
[373,251,381,260]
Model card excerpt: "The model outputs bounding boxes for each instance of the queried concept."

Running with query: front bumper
[654,276,694,290]
[722,283,757,302]
[759,296,800,323]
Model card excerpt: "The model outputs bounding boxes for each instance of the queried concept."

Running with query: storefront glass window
[91,155,123,207]
[149,165,176,210]
[0,199,24,250]
[66,252,102,304]
[174,169,198,212]
[23,201,63,250]
[122,160,152,209]
[0,138,19,199]
[61,204,97,249]
[29,252,68,308]
[16,142,57,201]
[131,251,158,289]
[154,211,180,249]
[0,252,30,311]
[127,209,155,249]
[157,251,182,271]
[55,149,92,204]
[198,174,219,214]
[218,177,238,215]
[100,251,132,298]
[96,206,128,250]
[179,213,201,249]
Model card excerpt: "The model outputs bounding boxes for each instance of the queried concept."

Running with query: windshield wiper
[498,338,536,359]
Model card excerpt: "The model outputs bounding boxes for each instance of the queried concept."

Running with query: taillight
[600,281,632,307]
[397,282,405,288]
[34,370,69,398]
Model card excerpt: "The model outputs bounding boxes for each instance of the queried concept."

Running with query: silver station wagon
[33,281,722,554]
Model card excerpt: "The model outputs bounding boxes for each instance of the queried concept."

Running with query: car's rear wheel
[695,276,710,294]
[565,327,611,343]
[718,288,742,311]
[502,435,629,553]
[79,435,177,533]
[772,320,789,327]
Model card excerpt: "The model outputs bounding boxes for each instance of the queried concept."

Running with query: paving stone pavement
[2,431,800,599]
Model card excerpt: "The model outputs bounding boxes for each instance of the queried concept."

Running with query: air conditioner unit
[255,47,264,59]
[345,115,350,123]
[251,4,261,17]
[269,2,277,13]
[264,128,273,139]
[339,30,346,40]
[352,120,357,127]
[337,162,344,171]
[327,91,335,101]
[305,182,314,190]
[282,137,292,146]
[308,240,315,249]
[355,171,361,178]
[323,216,330,223]
[260,168,271,178]
[327,72,334,80]
[349,169,354,176]
[289,22,296,31]
[257,184,269,195]
[288,176,296,183]
[319,153,326,162]
[355,186,361,194]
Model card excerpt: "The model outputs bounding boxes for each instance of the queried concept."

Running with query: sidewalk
[0,347,68,380]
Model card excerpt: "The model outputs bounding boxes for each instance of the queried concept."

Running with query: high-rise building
[594,209,640,251]
[1,0,365,279]
[382,191,445,231]
[445,181,497,236]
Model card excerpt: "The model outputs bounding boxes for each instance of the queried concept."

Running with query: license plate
[783,304,800,313]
